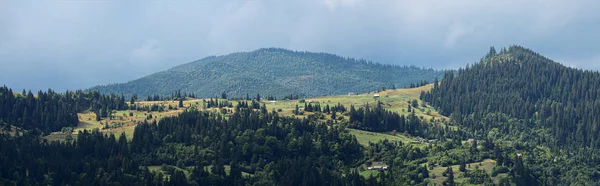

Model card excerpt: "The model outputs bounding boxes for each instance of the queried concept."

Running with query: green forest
[1,46,600,185]
[422,46,600,185]
[90,48,442,99]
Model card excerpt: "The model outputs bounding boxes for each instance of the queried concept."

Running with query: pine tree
[444,167,455,186]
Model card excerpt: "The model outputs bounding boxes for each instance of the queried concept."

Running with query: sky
[1,0,599,92]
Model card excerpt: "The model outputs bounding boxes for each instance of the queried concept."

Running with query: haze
[1,0,599,91]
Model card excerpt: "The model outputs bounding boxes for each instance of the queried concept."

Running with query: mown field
[264,84,447,121]
[428,159,508,185]
[44,85,449,145]
[147,164,253,180]
[347,128,425,147]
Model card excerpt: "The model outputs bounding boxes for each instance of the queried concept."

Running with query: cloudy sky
[1,0,599,91]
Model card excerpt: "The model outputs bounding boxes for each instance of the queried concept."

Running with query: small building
[270,101,277,104]
[348,92,355,96]
[467,138,475,143]
[516,153,523,158]
[368,165,388,170]
[373,93,380,98]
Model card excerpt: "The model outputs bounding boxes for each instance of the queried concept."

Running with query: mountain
[90,48,442,98]
[424,45,600,147]
[423,46,600,184]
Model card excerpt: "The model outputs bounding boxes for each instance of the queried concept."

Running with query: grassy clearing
[264,84,447,122]
[347,128,425,147]
[359,170,381,178]
[43,85,449,142]
[146,165,191,179]
[428,159,505,185]
[148,164,253,179]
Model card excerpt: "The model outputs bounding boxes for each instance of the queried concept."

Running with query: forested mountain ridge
[424,45,600,148]
[90,48,442,98]
[422,46,600,184]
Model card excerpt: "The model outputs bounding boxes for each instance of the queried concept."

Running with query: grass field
[347,128,426,147]
[147,165,191,180]
[264,84,447,121]
[359,170,381,178]
[147,164,253,179]
[43,84,449,143]
[428,159,507,185]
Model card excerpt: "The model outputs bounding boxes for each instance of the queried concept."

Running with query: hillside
[424,46,600,147]
[90,48,442,98]
[422,45,600,185]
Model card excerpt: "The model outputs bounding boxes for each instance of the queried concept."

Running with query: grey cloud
[1,0,599,92]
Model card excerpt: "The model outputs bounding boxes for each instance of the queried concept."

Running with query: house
[270,101,277,104]
[416,137,425,143]
[516,153,523,158]
[368,166,389,170]
[373,93,380,98]
[348,92,355,96]
[467,138,475,143]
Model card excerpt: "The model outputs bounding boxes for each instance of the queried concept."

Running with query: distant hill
[90,48,442,98]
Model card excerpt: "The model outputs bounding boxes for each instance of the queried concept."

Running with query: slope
[422,45,600,184]
[424,45,600,147]
[90,48,442,98]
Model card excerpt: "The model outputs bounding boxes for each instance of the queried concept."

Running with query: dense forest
[0,98,442,185]
[90,48,442,98]
[423,45,600,185]
[0,86,129,134]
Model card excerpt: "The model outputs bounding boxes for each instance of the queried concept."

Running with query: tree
[443,167,455,186]
[331,110,337,120]
[494,145,503,166]
[470,139,478,153]
[179,99,184,108]
[411,99,419,108]
[459,158,467,172]
[221,91,227,99]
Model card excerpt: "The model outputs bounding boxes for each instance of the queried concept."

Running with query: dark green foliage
[347,102,447,139]
[422,45,600,185]
[91,48,442,98]
[0,86,127,134]
[443,167,455,186]
[468,166,492,185]
[423,46,600,148]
